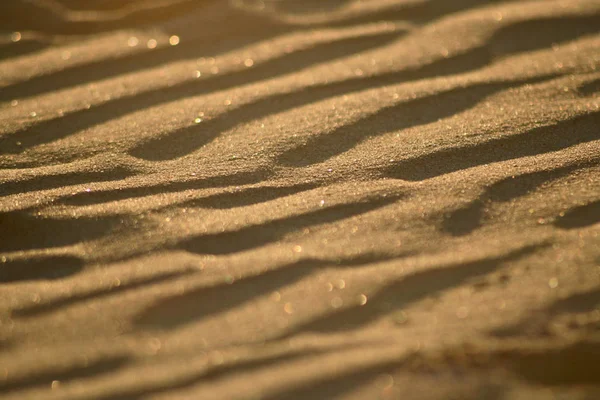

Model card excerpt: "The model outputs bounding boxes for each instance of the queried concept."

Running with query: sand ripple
[1,1,599,398]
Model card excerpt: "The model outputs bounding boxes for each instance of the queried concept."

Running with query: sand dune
[1,0,599,398]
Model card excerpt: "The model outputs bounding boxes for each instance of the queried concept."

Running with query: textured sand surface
[1,0,600,398]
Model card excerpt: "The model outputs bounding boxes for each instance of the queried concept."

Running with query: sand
[0,0,599,398]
